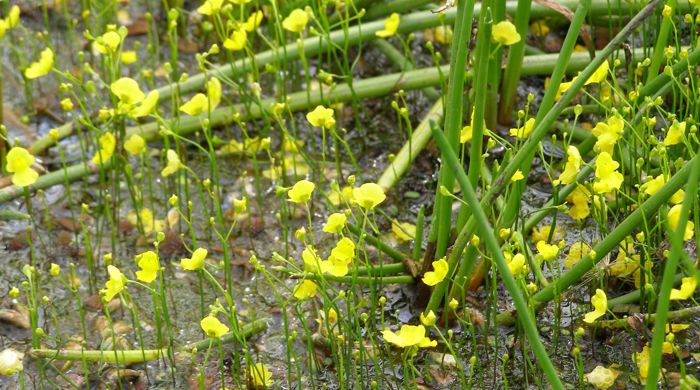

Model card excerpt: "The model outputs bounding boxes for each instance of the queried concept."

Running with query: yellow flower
[100,265,126,302]
[422,258,448,286]
[634,345,661,383]
[321,237,355,277]
[0,348,24,375]
[536,241,559,262]
[282,9,308,33]
[127,208,166,235]
[49,263,60,276]
[288,179,315,203]
[670,189,685,204]
[243,11,264,32]
[531,225,561,242]
[382,324,436,348]
[391,220,416,242]
[593,152,623,194]
[91,132,116,165]
[5,147,38,187]
[124,134,146,156]
[553,146,582,185]
[247,362,273,388]
[93,31,122,54]
[301,246,322,272]
[293,280,317,300]
[583,289,607,323]
[25,47,54,79]
[567,185,590,220]
[376,13,400,38]
[530,20,550,37]
[420,310,436,327]
[121,50,137,64]
[509,118,535,138]
[134,251,159,283]
[667,204,694,240]
[460,125,473,143]
[197,0,224,15]
[161,149,183,177]
[491,21,520,45]
[323,212,347,234]
[585,60,609,85]
[181,248,208,271]
[663,120,686,146]
[506,253,526,277]
[200,315,229,338]
[306,105,335,129]
[591,115,624,154]
[670,276,696,300]
[585,365,619,390]
[564,242,591,268]
[353,183,386,210]
[641,174,665,196]
[511,170,525,182]
[131,90,159,118]
[60,98,74,111]
[223,27,247,51]
[110,77,145,105]
[179,94,208,116]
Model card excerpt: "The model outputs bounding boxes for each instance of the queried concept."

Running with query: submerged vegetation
[1,0,700,388]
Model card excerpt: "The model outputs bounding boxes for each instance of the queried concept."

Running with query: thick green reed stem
[645,153,700,388]
[429,0,475,266]
[430,122,564,390]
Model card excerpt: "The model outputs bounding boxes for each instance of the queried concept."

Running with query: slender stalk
[498,0,532,124]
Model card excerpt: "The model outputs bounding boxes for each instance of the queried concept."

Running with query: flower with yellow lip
[492,21,520,45]
[181,248,208,271]
[391,220,416,242]
[247,362,273,388]
[111,77,144,104]
[585,60,609,85]
[641,174,665,196]
[0,6,21,39]
[301,246,322,273]
[124,134,146,156]
[0,348,24,375]
[382,324,436,348]
[134,251,159,283]
[197,0,224,15]
[100,265,126,302]
[506,253,526,277]
[6,147,38,187]
[591,115,624,154]
[567,185,590,220]
[509,118,535,138]
[553,146,582,185]
[161,149,183,177]
[376,13,400,38]
[293,280,317,300]
[420,311,436,327]
[180,78,221,115]
[121,51,137,64]
[422,258,448,286]
[511,170,524,182]
[670,276,696,300]
[667,205,695,241]
[663,120,686,146]
[127,208,166,235]
[322,212,347,234]
[224,27,247,51]
[593,152,623,194]
[564,242,591,268]
[130,90,159,118]
[25,47,54,79]
[91,132,116,165]
[288,179,315,203]
[93,30,122,54]
[306,105,335,129]
[321,237,355,277]
[583,289,607,323]
[282,9,308,33]
[353,183,386,210]
[585,365,619,390]
[200,315,229,338]
[536,241,559,262]
[243,11,264,32]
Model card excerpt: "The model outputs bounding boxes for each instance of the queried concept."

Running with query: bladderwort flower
[321,237,355,277]
[667,204,695,241]
[509,118,535,139]
[583,289,607,323]
[223,27,247,51]
[243,11,264,32]
[25,47,54,79]
[282,8,309,33]
[491,21,521,45]
[197,0,224,15]
[506,253,526,277]
[353,183,386,210]
[179,78,221,115]
[382,324,437,348]
[376,13,400,38]
[161,149,184,177]
[0,5,20,39]
[100,265,127,302]
[181,248,208,271]
[322,212,347,234]
[585,365,619,390]
[306,105,335,129]
[91,132,116,165]
[0,348,23,375]
[292,279,317,300]
[663,120,686,146]
[553,145,582,185]
[134,251,159,283]
[92,30,122,54]
[288,179,315,203]
[200,314,229,338]
[6,147,39,187]
[670,276,696,300]
[422,258,448,286]
[593,152,623,194]
[536,241,559,262]
[124,134,146,156]
[247,362,273,388]
[591,115,624,154]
